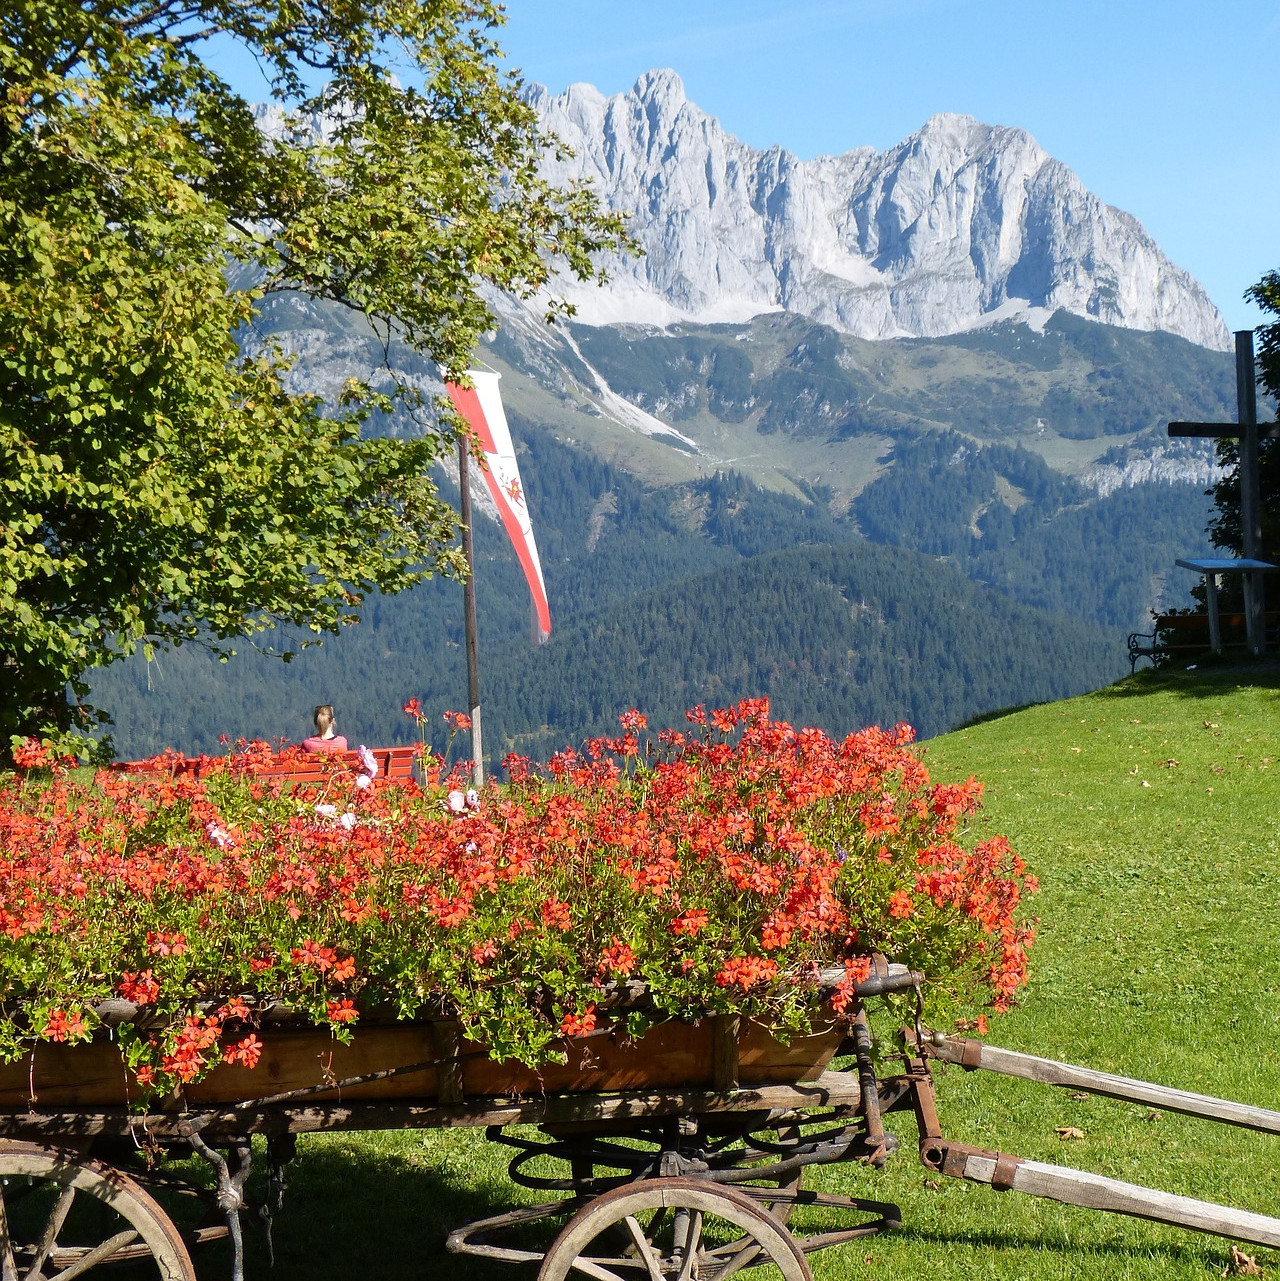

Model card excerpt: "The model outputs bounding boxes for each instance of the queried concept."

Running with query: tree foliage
[1248,272,1280,401]
[1207,272,1280,572]
[0,0,629,753]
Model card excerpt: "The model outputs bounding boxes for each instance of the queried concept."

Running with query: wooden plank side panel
[186,1024,441,1103]
[738,1018,843,1084]
[0,1041,140,1109]
[465,1020,718,1097]
[0,1017,847,1110]
[0,1071,866,1142]
[0,1025,443,1108]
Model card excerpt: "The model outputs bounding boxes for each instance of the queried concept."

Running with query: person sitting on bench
[300,704,348,753]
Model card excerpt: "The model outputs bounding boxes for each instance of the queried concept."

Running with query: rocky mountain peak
[533,73,1230,350]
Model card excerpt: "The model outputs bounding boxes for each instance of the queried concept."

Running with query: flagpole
[457,437,484,787]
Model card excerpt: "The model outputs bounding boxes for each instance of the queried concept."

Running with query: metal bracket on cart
[183,1124,254,1281]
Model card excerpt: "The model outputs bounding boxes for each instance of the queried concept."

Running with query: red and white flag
[446,370,551,643]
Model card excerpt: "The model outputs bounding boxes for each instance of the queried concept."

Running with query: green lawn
[219,664,1280,1279]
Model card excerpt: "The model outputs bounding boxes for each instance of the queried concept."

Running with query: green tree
[1249,272,1280,400]
[0,0,628,755]
[1206,274,1280,589]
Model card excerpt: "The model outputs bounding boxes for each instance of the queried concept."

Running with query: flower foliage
[0,700,1036,1095]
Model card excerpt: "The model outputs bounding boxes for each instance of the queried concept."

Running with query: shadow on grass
[185,1142,1251,1281]
[1098,656,1280,702]
[891,1220,1228,1269]
[947,700,1051,732]
[191,1137,560,1281]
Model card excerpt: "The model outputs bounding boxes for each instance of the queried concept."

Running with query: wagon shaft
[930,1034,1280,1135]
[925,1144,1280,1252]
[914,1032,1280,1254]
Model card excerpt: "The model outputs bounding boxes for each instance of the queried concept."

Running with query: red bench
[111,745,419,783]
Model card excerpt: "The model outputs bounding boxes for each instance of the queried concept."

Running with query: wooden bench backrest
[1156,613,1241,636]
[247,746,417,782]
[1155,611,1279,639]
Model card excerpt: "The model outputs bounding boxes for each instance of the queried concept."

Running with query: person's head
[313,704,336,736]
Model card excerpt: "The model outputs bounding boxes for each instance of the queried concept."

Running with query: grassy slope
[234,666,1280,1280]
[839,664,1280,1280]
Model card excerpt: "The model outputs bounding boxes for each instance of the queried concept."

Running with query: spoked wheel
[0,1140,196,1280]
[537,1177,812,1281]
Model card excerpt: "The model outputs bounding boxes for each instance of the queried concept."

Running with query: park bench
[111,744,419,783]
[1126,611,1280,672]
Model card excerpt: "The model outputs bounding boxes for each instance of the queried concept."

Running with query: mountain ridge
[528,70,1230,351]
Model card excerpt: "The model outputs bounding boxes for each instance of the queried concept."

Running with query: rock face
[530,70,1230,350]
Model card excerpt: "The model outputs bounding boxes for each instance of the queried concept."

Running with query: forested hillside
[484,540,1117,761]
[850,429,1216,626]
[91,417,1204,763]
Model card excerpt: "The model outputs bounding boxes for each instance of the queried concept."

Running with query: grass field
[209,663,1280,1279]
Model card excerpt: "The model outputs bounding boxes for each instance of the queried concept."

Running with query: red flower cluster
[0,699,1035,1088]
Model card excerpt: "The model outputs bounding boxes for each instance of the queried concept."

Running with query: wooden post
[929,1035,1280,1134]
[1236,331,1264,649]
[1204,570,1222,653]
[1168,331,1272,654]
[457,438,484,788]
[430,1020,466,1105]
[956,1152,1280,1251]
[1237,330,1261,561]
[710,1014,741,1091]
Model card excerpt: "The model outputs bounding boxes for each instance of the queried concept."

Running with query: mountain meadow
[160,663,1280,1280]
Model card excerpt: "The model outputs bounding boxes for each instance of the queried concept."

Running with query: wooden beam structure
[1168,330,1275,652]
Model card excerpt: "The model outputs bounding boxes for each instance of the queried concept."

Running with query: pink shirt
[301,735,348,753]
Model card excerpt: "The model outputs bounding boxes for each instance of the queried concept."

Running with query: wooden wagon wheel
[537,1176,812,1281]
[0,1140,196,1280]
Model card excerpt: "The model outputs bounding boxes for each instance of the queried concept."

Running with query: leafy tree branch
[0,0,632,755]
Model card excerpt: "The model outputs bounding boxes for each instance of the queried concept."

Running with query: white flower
[465,788,480,809]
[357,745,377,776]
[314,803,338,819]
[338,811,358,831]
[204,822,235,851]
[446,790,466,813]
[354,773,372,791]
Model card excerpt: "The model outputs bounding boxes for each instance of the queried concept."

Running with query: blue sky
[496,0,1279,334]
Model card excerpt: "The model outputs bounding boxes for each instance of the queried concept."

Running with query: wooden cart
[3,961,1280,1280]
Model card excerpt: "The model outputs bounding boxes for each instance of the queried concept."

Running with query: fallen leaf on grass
[1223,1244,1262,1275]
[1067,1091,1091,1100]
[923,1178,944,1191]
[1054,1126,1085,1140]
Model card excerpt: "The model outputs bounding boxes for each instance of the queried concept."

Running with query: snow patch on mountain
[558,328,700,451]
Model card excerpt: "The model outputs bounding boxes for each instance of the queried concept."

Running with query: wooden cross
[1168,330,1277,652]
